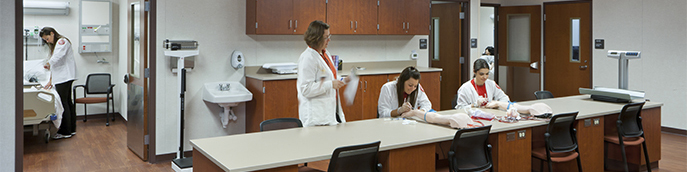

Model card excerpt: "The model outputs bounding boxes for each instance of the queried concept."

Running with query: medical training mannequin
[401,110,480,129]
[483,101,553,118]
[40,27,77,139]
[455,59,510,109]
[297,20,348,127]
[378,66,432,118]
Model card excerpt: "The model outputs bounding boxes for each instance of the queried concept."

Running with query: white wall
[593,0,687,130]
[0,0,18,170]
[478,6,495,54]
[23,0,122,119]
[155,0,429,155]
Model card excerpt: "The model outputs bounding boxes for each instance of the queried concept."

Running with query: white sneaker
[52,133,72,140]
[71,132,76,135]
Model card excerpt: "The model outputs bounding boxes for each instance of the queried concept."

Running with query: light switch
[593,118,600,126]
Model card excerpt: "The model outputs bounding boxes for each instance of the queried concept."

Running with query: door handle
[355,21,358,29]
[530,61,539,70]
[123,74,130,84]
[351,21,353,29]
[579,65,588,69]
[289,20,292,29]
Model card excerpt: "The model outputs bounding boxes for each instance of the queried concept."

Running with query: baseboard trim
[154,151,194,164]
[75,113,126,125]
[661,126,687,136]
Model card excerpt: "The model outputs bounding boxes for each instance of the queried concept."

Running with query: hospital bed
[23,59,61,143]
[23,88,57,143]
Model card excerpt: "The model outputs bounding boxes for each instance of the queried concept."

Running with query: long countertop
[191,95,662,172]
[245,60,442,81]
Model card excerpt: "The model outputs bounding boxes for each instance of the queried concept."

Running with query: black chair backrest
[546,111,579,153]
[534,90,554,99]
[449,125,492,171]
[618,102,645,138]
[259,118,303,131]
[327,141,381,172]
[85,73,112,94]
[451,94,458,109]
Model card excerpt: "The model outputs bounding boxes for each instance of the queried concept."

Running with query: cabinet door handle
[407,22,409,30]
[350,21,353,29]
[355,21,358,29]
[295,20,298,29]
[289,20,292,29]
[402,22,405,30]
[365,81,368,90]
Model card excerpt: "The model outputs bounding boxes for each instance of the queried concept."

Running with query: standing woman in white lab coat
[378,66,432,118]
[297,20,347,127]
[455,58,509,109]
[40,27,77,139]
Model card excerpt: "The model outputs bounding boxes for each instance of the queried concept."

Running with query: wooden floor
[23,117,686,172]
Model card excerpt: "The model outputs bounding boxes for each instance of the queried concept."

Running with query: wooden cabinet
[327,0,378,34]
[245,78,299,133]
[378,0,430,35]
[246,0,326,35]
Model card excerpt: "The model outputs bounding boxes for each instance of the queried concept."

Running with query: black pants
[55,80,75,135]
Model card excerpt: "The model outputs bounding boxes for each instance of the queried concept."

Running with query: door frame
[480,3,500,83]
[542,1,593,92]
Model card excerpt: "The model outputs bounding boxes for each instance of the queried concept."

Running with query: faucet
[219,83,230,91]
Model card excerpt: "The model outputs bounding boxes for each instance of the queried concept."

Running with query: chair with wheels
[604,102,651,172]
[327,141,383,172]
[531,111,582,172]
[448,125,494,172]
[534,90,554,99]
[73,73,115,126]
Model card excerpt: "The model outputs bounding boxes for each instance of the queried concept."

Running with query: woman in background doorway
[40,27,77,139]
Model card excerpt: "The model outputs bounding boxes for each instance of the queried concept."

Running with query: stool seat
[604,135,645,145]
[532,147,579,162]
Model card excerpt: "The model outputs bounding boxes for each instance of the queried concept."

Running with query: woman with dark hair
[40,27,77,139]
[455,58,509,109]
[297,20,348,127]
[377,66,432,118]
[480,46,495,77]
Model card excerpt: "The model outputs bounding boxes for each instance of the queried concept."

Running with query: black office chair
[534,90,554,99]
[327,141,383,172]
[604,102,651,172]
[448,125,494,172]
[531,111,582,172]
[73,73,115,126]
[259,118,303,131]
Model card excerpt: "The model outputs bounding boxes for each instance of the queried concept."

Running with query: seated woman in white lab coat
[378,66,432,118]
[455,58,510,109]
[297,20,348,127]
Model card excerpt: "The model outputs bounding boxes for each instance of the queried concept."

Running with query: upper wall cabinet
[246,0,326,35]
[378,0,430,35]
[327,0,378,34]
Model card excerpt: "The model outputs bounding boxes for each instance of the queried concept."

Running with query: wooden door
[497,5,541,101]
[126,0,148,161]
[293,0,326,34]
[544,2,591,97]
[405,0,430,35]
[256,0,293,34]
[354,0,379,34]
[361,75,388,119]
[430,2,462,110]
[326,0,355,34]
[378,0,405,34]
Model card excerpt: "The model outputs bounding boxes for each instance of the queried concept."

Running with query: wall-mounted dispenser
[231,50,244,69]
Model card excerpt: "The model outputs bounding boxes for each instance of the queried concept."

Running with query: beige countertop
[191,95,662,172]
[245,60,442,81]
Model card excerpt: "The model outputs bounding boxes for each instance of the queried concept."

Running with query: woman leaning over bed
[40,27,77,140]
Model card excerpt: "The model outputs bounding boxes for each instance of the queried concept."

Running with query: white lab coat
[455,78,509,109]
[48,38,77,85]
[378,81,432,118]
[297,47,346,127]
